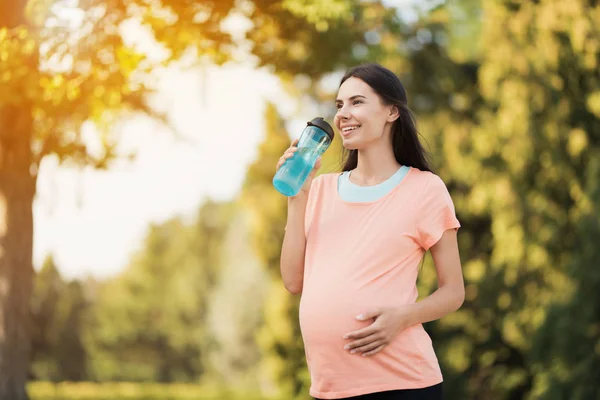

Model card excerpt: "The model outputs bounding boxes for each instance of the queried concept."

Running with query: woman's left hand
[342,307,411,357]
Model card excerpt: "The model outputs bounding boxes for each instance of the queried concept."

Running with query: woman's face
[334,77,397,150]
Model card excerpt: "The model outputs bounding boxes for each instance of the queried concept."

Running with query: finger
[362,344,386,357]
[356,308,383,321]
[276,157,286,169]
[291,138,299,146]
[282,151,297,160]
[308,159,321,179]
[343,325,379,340]
[352,340,386,355]
[313,157,322,170]
[344,334,382,352]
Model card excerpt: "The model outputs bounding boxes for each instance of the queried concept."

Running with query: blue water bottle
[273,117,334,197]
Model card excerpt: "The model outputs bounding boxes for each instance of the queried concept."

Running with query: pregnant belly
[298,279,442,385]
[299,284,381,351]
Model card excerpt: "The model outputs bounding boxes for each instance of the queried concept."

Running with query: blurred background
[0,0,599,399]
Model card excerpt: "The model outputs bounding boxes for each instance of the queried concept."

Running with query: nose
[337,104,350,120]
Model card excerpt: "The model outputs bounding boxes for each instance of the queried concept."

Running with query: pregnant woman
[276,63,465,400]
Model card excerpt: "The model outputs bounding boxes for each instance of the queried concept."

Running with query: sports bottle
[273,117,334,197]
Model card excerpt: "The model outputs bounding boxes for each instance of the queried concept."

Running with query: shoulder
[305,173,339,221]
[306,172,339,201]
[408,168,449,195]
[312,172,340,188]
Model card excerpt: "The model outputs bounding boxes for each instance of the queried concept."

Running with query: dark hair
[339,63,432,172]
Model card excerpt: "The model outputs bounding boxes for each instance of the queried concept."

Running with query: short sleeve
[304,175,323,238]
[415,175,460,250]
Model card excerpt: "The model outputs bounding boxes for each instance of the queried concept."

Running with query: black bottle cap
[307,117,334,140]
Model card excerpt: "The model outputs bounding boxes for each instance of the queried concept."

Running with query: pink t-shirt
[299,168,460,399]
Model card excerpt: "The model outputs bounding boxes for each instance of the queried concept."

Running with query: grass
[28,382,278,400]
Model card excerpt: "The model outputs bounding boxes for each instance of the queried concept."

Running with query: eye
[352,100,363,105]
[336,103,343,109]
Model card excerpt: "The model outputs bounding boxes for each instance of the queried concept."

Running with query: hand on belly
[299,289,379,350]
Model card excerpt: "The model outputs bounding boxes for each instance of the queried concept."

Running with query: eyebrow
[335,95,367,103]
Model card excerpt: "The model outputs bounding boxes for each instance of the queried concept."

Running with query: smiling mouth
[341,125,361,135]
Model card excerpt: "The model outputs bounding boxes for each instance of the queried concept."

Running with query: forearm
[280,196,309,295]
[404,284,465,327]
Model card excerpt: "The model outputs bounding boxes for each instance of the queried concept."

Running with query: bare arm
[280,195,309,295]
[275,139,321,295]
[342,228,465,356]
[404,228,465,325]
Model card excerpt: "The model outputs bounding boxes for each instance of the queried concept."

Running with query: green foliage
[398,0,600,398]
[531,157,600,400]
[30,256,64,381]
[0,0,239,170]
[13,1,600,399]
[85,201,233,382]
[30,257,90,381]
[246,1,399,80]
[1,0,395,171]
[2,3,399,394]
[54,281,89,381]
[28,381,279,400]
[238,100,344,398]
[239,102,306,398]
[204,210,268,388]
[242,103,291,274]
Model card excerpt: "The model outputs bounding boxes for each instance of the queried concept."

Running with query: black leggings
[314,383,443,400]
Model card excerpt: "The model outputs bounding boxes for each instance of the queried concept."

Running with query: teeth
[342,126,360,132]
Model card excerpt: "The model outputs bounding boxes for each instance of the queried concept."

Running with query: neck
[351,136,400,186]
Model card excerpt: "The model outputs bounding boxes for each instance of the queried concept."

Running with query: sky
[33,62,298,279]
[32,0,429,280]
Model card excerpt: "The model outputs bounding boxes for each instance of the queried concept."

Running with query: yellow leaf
[16,26,28,40]
[498,292,512,310]
[315,20,329,32]
[108,91,121,107]
[67,86,80,101]
[586,91,600,117]
[464,259,486,283]
[22,39,36,55]
[94,86,106,98]
[567,128,588,158]
[51,74,64,88]
[25,0,54,27]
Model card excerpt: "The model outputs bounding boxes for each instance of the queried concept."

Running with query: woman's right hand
[276,138,322,198]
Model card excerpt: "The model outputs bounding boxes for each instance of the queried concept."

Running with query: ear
[387,105,400,123]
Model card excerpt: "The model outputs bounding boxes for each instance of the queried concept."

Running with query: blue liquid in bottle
[273,118,334,197]
[273,149,316,197]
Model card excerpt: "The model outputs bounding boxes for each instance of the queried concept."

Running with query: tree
[379,5,485,399]
[238,101,343,398]
[292,1,598,398]
[0,0,394,397]
[531,157,600,400]
[405,0,600,398]
[30,257,90,382]
[1,0,235,395]
[240,102,302,397]
[30,256,64,381]
[204,209,268,388]
[54,280,89,381]
[85,200,233,382]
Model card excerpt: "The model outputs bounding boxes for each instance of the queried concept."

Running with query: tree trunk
[0,102,35,400]
[0,0,35,397]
